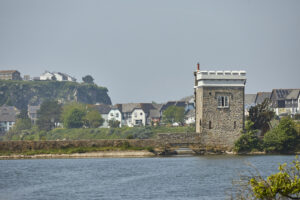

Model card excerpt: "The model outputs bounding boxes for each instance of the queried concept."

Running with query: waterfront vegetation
[232,156,300,199]
[0,126,195,141]
[234,100,300,154]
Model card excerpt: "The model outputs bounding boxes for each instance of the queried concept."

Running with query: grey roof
[245,94,256,105]
[149,109,161,118]
[271,89,292,100]
[93,104,111,114]
[0,106,19,122]
[286,89,300,99]
[255,92,271,105]
[120,103,141,113]
[28,105,40,114]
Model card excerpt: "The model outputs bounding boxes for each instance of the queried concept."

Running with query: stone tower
[194,64,246,149]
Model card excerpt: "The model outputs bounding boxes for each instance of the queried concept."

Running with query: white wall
[108,109,122,127]
[40,72,53,80]
[131,109,146,126]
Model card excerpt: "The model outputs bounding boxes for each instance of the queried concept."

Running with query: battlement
[195,70,246,87]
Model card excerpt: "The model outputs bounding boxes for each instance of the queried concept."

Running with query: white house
[131,108,146,126]
[185,109,195,125]
[107,107,122,127]
[40,71,54,80]
[40,71,76,82]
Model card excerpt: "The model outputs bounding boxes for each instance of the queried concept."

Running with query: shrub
[264,117,299,153]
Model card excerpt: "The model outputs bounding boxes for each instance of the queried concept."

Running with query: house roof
[92,104,111,114]
[149,109,161,118]
[0,106,19,122]
[245,94,256,105]
[286,89,300,100]
[0,70,19,74]
[255,92,271,105]
[270,89,293,100]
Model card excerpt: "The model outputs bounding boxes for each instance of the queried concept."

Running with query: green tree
[14,118,32,131]
[248,99,275,134]
[264,117,299,153]
[108,120,120,128]
[85,110,104,128]
[82,75,94,84]
[36,100,62,131]
[163,106,185,124]
[234,121,263,153]
[17,109,29,119]
[233,156,300,199]
[61,103,87,128]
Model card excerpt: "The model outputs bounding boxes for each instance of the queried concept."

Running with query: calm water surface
[0,155,296,200]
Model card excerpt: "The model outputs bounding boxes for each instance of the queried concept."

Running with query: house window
[209,121,212,129]
[116,113,119,118]
[140,112,143,116]
[218,96,229,108]
[134,113,137,117]
[110,113,113,116]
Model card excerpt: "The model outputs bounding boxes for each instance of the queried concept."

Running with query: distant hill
[0,80,112,110]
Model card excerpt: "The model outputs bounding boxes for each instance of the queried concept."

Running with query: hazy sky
[0,0,299,104]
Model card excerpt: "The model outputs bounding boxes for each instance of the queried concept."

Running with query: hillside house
[0,106,20,132]
[0,70,22,80]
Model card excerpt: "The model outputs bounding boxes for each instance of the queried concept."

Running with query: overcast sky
[0,0,299,104]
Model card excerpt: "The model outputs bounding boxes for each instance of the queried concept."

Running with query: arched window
[209,121,212,129]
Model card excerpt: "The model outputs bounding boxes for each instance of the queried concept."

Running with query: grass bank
[1,126,195,141]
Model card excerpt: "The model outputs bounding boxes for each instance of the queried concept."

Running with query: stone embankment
[0,132,241,159]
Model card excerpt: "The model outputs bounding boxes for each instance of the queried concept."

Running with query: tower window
[218,96,229,108]
[209,121,212,129]
[234,121,236,129]
[200,119,202,127]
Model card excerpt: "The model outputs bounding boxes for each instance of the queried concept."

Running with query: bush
[234,130,263,153]
[264,117,299,153]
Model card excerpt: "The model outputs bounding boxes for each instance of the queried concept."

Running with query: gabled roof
[286,89,300,100]
[0,106,19,122]
[92,104,111,114]
[149,109,160,118]
[0,70,19,74]
[115,103,156,114]
[270,89,300,101]
[255,92,271,105]
[245,94,256,105]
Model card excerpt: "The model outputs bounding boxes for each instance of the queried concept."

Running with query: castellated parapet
[194,68,246,150]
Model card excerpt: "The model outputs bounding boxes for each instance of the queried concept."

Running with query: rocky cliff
[0,80,112,110]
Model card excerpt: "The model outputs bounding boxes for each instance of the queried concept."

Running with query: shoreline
[1,151,299,160]
[0,150,156,159]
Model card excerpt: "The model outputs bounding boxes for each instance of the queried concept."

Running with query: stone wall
[196,86,245,150]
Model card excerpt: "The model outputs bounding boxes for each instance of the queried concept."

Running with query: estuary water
[0,155,296,200]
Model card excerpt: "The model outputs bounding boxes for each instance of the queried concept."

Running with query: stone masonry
[194,67,246,150]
